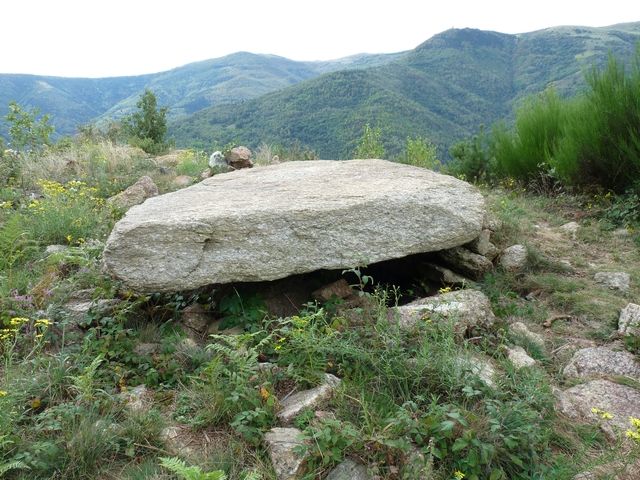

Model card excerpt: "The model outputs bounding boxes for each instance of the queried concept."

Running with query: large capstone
[103,160,485,292]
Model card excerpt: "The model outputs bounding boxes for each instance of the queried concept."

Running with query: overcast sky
[2,0,639,78]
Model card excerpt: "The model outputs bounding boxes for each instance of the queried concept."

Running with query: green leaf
[490,468,505,480]
[452,438,469,452]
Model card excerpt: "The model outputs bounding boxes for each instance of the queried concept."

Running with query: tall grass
[492,89,568,181]
[490,48,640,193]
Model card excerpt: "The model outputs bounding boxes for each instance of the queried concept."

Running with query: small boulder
[389,289,495,335]
[121,384,153,413]
[437,246,493,280]
[594,272,630,291]
[45,244,69,255]
[465,229,499,260]
[563,346,640,381]
[180,304,215,339]
[499,244,528,272]
[312,279,354,303]
[208,151,225,168]
[134,342,160,357]
[225,146,253,169]
[172,175,193,188]
[483,212,502,232]
[264,427,306,480]
[457,354,497,388]
[278,374,341,424]
[619,303,640,337]
[326,459,371,480]
[423,263,474,288]
[107,176,158,211]
[559,221,580,239]
[506,346,536,369]
[556,379,640,441]
[509,321,545,350]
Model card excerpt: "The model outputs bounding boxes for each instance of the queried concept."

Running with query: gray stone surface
[559,221,580,239]
[389,289,495,335]
[457,354,497,388]
[563,346,640,381]
[594,271,630,291]
[107,175,158,211]
[45,244,69,255]
[557,379,640,441]
[510,321,545,350]
[326,459,371,480]
[465,229,499,260]
[423,263,474,288]
[506,346,536,369]
[499,244,528,272]
[104,160,485,292]
[619,303,640,337]
[264,427,306,480]
[437,246,494,280]
[208,151,225,168]
[225,146,253,169]
[278,374,341,424]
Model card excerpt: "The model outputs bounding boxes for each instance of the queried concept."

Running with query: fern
[159,456,226,480]
[0,460,30,476]
[69,354,105,402]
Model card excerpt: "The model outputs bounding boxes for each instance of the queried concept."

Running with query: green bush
[353,123,385,159]
[447,126,495,182]
[492,89,568,182]
[553,53,640,191]
[123,90,169,155]
[401,136,440,170]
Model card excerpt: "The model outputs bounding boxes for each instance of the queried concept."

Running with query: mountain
[170,22,640,158]
[0,51,403,140]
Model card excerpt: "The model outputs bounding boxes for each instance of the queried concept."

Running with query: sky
[2,0,639,78]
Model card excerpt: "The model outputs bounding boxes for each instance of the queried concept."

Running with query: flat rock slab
[389,289,495,335]
[103,160,485,292]
[326,459,371,480]
[278,373,341,424]
[557,379,640,441]
[264,427,306,480]
[563,346,640,381]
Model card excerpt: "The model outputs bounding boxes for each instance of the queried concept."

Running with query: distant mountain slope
[0,51,403,140]
[170,22,640,158]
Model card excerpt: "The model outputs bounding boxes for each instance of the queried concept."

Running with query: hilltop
[170,22,640,157]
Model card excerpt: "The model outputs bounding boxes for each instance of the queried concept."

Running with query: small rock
[312,279,354,303]
[465,229,499,260]
[423,263,474,288]
[573,472,597,480]
[506,346,536,369]
[107,175,158,211]
[612,227,632,238]
[264,427,306,480]
[63,299,120,324]
[45,244,69,255]
[208,151,225,168]
[134,342,160,356]
[619,303,640,337]
[556,379,640,441]
[437,246,494,280]
[122,384,153,413]
[499,244,528,272]
[483,212,502,232]
[326,458,371,480]
[457,354,497,388]
[389,289,495,336]
[278,374,341,424]
[180,304,214,336]
[594,271,630,291]
[200,169,212,179]
[509,321,545,350]
[225,146,253,169]
[559,221,580,239]
[563,346,640,381]
[172,175,193,188]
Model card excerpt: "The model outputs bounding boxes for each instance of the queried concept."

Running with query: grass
[1,137,639,479]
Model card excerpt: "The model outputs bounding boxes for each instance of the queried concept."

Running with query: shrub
[553,52,640,192]
[447,126,495,182]
[401,135,440,170]
[354,123,385,159]
[123,90,169,155]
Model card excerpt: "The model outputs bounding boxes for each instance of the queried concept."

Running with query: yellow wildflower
[630,417,640,428]
[9,317,29,327]
[66,234,73,244]
[454,471,466,480]
[259,386,270,401]
[35,318,52,327]
[626,430,640,441]
[0,390,7,397]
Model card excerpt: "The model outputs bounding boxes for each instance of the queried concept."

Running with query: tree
[5,102,54,152]
[123,89,168,154]
[353,123,385,159]
[403,136,440,170]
